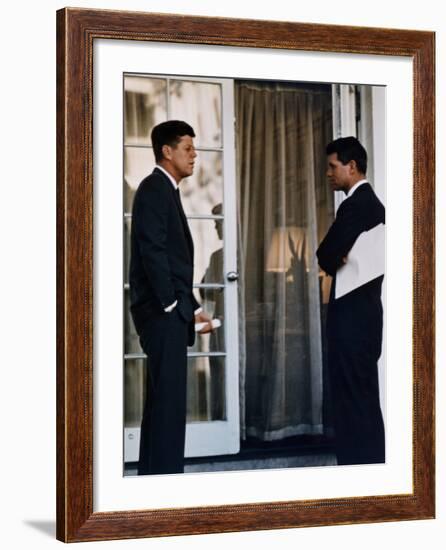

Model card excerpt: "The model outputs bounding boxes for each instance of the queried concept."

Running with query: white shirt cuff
[194,307,203,315]
[164,300,178,312]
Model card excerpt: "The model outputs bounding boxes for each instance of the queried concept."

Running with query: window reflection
[187,356,226,422]
[124,77,167,145]
[124,288,142,355]
[124,359,147,427]
[124,217,131,286]
[188,217,224,285]
[170,80,222,148]
[124,147,156,213]
[124,76,226,431]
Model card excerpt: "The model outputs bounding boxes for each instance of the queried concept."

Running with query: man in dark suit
[129,120,212,475]
[316,136,385,465]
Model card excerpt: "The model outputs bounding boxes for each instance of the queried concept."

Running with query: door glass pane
[188,218,224,285]
[187,356,226,422]
[124,289,142,355]
[124,77,167,146]
[125,356,227,428]
[124,147,156,213]
[169,80,222,148]
[124,359,147,427]
[180,151,223,217]
[124,216,131,286]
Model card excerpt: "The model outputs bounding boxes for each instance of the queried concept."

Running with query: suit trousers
[137,309,189,475]
[327,340,385,465]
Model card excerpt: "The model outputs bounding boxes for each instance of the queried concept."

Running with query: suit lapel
[153,168,194,259]
[173,188,195,258]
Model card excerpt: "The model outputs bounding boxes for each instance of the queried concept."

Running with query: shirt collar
[347,179,368,198]
[156,164,178,190]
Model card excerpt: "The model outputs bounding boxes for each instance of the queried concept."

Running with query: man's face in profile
[326,152,353,193]
[166,135,197,180]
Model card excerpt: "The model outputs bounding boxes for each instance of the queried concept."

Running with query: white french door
[182,77,240,457]
[123,75,240,462]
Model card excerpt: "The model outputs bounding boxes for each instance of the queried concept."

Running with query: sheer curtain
[235,81,333,441]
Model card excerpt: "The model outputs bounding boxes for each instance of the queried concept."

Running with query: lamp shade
[266,226,306,273]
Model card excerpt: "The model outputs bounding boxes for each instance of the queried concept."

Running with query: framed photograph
[56,7,435,542]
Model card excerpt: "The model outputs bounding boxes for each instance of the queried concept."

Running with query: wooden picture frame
[56,7,435,542]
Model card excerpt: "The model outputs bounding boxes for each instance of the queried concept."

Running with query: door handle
[226,271,239,282]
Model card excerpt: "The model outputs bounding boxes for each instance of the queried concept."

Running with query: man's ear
[348,159,358,173]
[162,144,172,160]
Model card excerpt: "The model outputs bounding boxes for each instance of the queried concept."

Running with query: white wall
[1,1,444,548]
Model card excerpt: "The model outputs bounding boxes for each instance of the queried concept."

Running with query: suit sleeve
[316,199,366,277]
[192,293,201,312]
[133,180,176,309]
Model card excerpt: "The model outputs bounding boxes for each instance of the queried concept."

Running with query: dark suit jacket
[129,167,200,340]
[316,182,385,349]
